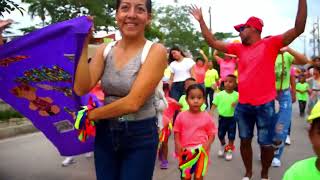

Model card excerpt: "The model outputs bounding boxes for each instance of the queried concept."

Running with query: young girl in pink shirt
[174,84,217,180]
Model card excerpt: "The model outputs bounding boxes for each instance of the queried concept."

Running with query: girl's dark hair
[186,84,205,99]
[314,65,320,72]
[116,0,152,13]
[312,56,320,62]
[226,74,237,79]
[168,46,186,63]
[310,117,320,132]
[183,77,196,88]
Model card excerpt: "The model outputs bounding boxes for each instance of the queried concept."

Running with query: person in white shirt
[168,46,195,101]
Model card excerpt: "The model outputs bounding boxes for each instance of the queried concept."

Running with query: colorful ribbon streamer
[74,96,101,142]
[179,146,209,179]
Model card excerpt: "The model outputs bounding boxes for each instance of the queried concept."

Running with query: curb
[0,120,38,140]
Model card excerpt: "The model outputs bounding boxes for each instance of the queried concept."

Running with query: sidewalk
[0,99,38,139]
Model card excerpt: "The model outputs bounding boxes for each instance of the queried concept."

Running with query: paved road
[0,104,314,180]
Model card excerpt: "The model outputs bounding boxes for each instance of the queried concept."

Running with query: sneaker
[285,136,291,145]
[242,177,251,180]
[160,160,168,169]
[271,158,281,167]
[225,150,233,161]
[61,157,75,167]
[218,145,225,157]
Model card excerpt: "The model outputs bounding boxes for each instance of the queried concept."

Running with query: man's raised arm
[189,5,228,52]
[282,0,307,46]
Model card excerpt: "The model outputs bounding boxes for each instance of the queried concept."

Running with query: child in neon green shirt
[204,60,219,109]
[296,75,309,117]
[210,74,238,161]
[283,101,320,180]
[179,78,206,111]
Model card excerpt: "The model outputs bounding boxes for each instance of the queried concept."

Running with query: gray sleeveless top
[101,45,156,121]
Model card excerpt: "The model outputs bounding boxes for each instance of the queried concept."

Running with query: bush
[0,110,24,121]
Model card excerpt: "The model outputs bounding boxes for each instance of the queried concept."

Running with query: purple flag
[0,16,94,156]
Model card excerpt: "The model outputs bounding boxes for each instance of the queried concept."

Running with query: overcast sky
[2,0,320,57]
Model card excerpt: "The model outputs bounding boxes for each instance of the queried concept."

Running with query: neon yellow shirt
[275,52,294,90]
[213,90,238,117]
[179,95,206,112]
[204,69,219,88]
[164,67,171,79]
[296,82,309,101]
[283,157,320,180]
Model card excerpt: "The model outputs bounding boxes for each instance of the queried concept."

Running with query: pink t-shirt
[194,65,207,83]
[173,111,217,148]
[217,57,237,81]
[226,35,284,105]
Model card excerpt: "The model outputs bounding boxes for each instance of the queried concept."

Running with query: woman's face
[116,0,151,38]
[196,59,204,66]
[171,50,182,61]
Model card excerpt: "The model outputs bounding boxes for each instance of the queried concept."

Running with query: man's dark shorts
[234,100,276,146]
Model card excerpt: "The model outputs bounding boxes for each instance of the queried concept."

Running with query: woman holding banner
[74,0,167,179]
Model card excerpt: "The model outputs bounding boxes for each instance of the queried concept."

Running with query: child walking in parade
[174,84,217,180]
[204,60,219,109]
[179,78,207,112]
[210,74,238,161]
[283,101,320,179]
[296,75,309,117]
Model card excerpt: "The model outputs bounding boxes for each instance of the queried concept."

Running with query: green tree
[155,5,203,54]
[21,0,116,31]
[21,0,56,27]
[0,0,24,16]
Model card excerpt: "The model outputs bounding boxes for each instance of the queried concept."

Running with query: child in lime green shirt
[210,74,238,161]
[283,101,320,180]
[204,61,219,109]
[179,78,206,111]
[296,75,309,117]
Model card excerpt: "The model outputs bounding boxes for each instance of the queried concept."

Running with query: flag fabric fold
[0,16,94,156]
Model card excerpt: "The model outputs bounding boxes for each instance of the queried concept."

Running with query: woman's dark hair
[186,84,205,99]
[168,46,186,63]
[116,0,152,13]
[196,56,204,63]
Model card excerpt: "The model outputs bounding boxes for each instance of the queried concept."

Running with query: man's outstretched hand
[189,5,203,22]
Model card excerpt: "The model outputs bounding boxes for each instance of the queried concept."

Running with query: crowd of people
[2,0,320,179]
[76,0,319,179]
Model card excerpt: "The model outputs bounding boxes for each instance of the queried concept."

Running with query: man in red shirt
[190,1,307,179]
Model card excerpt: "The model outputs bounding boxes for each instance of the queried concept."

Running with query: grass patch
[0,110,24,122]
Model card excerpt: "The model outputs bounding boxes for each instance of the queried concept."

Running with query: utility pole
[208,6,212,56]
[311,17,320,57]
[317,16,320,57]
[312,23,316,57]
[299,35,306,55]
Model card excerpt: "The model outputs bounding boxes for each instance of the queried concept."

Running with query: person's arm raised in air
[281,46,310,65]
[282,0,307,46]
[189,5,228,53]
[74,17,106,95]
[199,49,209,66]
[74,34,107,95]
[88,43,168,121]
